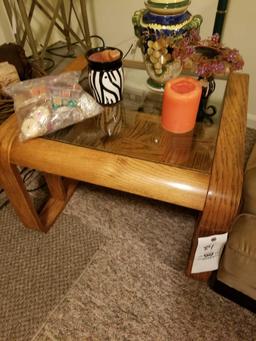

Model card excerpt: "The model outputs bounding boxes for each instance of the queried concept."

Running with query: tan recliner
[213,143,256,312]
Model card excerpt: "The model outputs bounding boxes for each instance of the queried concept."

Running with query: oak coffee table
[0,58,248,280]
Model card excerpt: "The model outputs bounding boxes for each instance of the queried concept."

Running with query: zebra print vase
[87,47,124,105]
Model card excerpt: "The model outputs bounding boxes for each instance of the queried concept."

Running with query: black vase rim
[86,47,123,71]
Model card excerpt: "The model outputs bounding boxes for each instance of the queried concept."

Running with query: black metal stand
[197,77,217,123]
[213,0,229,39]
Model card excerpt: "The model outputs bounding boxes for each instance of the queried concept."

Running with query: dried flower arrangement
[172,29,244,79]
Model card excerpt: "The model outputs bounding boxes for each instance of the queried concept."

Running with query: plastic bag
[5,71,103,141]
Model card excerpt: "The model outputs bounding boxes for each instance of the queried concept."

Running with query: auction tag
[191,233,228,273]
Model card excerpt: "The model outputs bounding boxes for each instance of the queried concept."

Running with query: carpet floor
[31,184,256,341]
[0,128,256,340]
[0,205,105,340]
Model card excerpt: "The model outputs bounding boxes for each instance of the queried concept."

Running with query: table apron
[10,140,209,211]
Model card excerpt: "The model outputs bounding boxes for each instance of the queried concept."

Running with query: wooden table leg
[0,117,43,229]
[0,162,77,232]
[39,174,78,231]
[186,73,249,281]
[0,116,77,232]
[0,162,44,230]
[0,165,77,232]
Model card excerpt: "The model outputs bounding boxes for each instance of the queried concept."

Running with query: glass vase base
[146,78,165,92]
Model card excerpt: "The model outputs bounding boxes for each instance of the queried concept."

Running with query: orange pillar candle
[161,77,202,134]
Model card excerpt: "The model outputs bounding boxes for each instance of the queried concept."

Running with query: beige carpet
[31,184,256,341]
[0,128,256,340]
[0,205,105,341]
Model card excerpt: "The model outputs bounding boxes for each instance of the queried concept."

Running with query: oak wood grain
[123,59,145,70]
[53,109,216,173]
[44,173,67,200]
[63,54,88,72]
[10,130,209,211]
[0,117,43,230]
[39,178,78,231]
[0,55,248,281]
[186,72,249,280]
[0,116,78,231]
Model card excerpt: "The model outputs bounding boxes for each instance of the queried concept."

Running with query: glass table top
[46,66,228,174]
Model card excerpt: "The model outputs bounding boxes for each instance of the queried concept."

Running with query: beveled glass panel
[46,66,227,173]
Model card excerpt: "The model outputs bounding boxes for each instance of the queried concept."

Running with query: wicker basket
[0,58,46,125]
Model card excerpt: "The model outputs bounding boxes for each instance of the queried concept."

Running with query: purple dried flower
[172,31,244,78]
[211,33,220,45]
